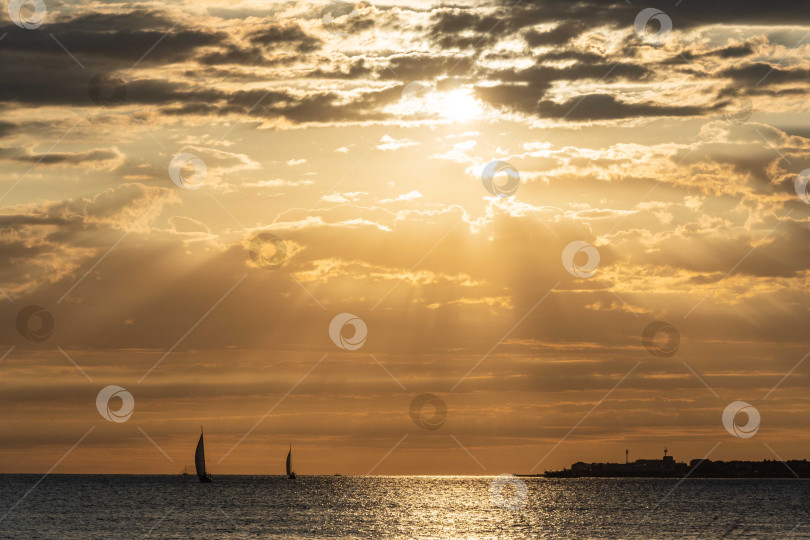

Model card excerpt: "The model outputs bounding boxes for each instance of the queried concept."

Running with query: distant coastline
[522,450,810,478]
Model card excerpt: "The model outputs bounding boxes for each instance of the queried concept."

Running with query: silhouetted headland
[524,449,810,478]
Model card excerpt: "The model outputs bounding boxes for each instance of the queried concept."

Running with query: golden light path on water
[1,474,807,538]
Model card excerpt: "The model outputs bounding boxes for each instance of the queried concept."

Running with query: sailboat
[286,444,296,479]
[195,427,212,483]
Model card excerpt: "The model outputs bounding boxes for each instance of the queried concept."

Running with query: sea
[1,475,809,539]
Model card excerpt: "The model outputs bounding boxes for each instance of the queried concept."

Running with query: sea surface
[1,475,809,539]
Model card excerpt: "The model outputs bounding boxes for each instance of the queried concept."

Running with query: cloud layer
[1,0,810,475]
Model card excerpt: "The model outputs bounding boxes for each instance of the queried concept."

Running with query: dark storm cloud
[474,61,652,116]
[251,85,401,123]
[0,145,118,167]
[197,45,269,66]
[0,57,399,124]
[0,11,225,66]
[0,3,803,126]
[425,3,623,48]
[0,9,319,101]
[536,94,706,120]
[709,43,756,59]
[648,0,810,27]
[0,121,19,137]
[475,84,551,116]
[378,54,476,80]
[719,63,810,87]
[431,0,810,50]
[493,62,650,86]
[198,19,322,64]
[0,10,227,107]
[427,4,619,50]
[0,65,209,108]
[158,84,400,123]
[339,0,810,77]
[524,21,586,47]
[0,214,65,227]
[12,149,120,165]
[672,43,755,64]
[246,21,321,52]
[0,8,387,124]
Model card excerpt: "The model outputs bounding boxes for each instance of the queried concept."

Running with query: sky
[1,0,810,475]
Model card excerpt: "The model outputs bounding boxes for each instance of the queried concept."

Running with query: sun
[438,89,484,122]
[392,84,485,122]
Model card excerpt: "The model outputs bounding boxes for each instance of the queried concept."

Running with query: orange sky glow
[2,0,810,476]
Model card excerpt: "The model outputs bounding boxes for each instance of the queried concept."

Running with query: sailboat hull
[287,473,296,479]
[198,475,212,483]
